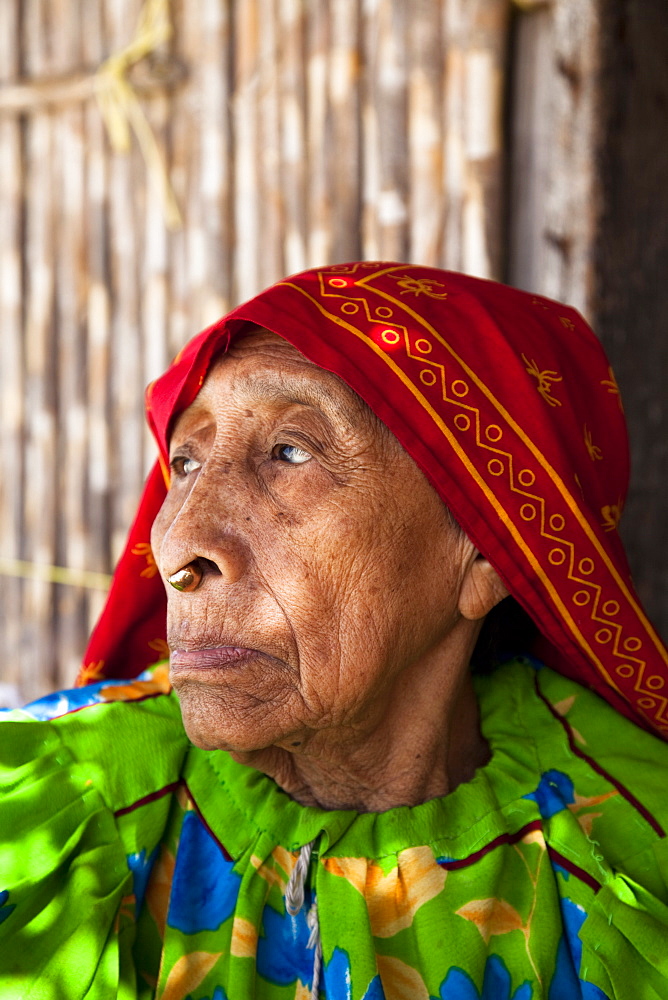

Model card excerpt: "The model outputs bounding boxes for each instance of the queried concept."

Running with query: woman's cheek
[261,463,338,518]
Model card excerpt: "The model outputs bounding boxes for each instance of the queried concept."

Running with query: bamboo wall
[0,0,659,705]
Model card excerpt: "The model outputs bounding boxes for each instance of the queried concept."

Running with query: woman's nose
[155,475,250,589]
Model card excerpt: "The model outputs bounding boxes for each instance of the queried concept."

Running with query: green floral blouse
[1,658,667,999]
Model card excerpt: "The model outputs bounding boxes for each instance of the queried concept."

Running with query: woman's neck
[230,668,489,813]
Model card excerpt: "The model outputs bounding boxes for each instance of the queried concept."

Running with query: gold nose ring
[167,562,203,592]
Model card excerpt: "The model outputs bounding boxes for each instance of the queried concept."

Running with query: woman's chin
[176,690,290,754]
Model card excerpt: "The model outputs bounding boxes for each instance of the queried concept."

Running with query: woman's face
[151,329,477,753]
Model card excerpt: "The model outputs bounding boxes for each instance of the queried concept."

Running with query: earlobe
[458,554,509,621]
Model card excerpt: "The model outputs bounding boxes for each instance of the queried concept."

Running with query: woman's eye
[273,444,312,465]
[171,456,202,477]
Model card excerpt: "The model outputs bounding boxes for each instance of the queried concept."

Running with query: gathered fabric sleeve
[0,668,189,999]
[526,662,668,998]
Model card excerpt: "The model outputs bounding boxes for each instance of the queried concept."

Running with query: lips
[171,647,264,670]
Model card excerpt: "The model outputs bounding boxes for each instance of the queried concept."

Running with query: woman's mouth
[170,647,262,670]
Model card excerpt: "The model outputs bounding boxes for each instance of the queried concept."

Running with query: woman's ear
[458,553,509,621]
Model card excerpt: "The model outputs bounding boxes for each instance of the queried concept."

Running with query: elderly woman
[2,263,668,1000]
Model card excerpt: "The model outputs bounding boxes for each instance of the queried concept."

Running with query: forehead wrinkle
[226,368,363,428]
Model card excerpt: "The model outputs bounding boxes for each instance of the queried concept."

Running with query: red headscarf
[81,262,668,738]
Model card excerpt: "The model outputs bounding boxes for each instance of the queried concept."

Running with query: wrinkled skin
[151,330,508,811]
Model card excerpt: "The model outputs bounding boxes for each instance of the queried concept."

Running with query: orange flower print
[375,955,430,1000]
[158,951,222,1000]
[456,897,525,945]
[148,638,170,660]
[132,542,158,579]
[601,502,622,532]
[324,845,447,938]
[76,660,106,687]
[601,366,624,411]
[584,425,603,462]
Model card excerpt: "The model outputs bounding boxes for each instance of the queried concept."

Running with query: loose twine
[95,0,182,229]
[0,558,112,591]
[285,840,323,1000]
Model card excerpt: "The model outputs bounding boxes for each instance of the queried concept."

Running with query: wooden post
[279,0,308,277]
[0,0,24,704]
[21,0,59,700]
[362,0,409,261]
[83,0,113,639]
[258,0,284,286]
[232,1,261,302]
[442,0,509,278]
[54,0,90,688]
[507,0,600,313]
[324,0,362,263]
[407,0,446,266]
[595,0,668,639]
[169,0,232,344]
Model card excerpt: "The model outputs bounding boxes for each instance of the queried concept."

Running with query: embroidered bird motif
[392,275,448,299]
[521,354,563,408]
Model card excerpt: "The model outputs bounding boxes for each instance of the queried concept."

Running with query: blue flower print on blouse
[256,892,316,988]
[359,975,385,999]
[321,947,384,1000]
[439,954,532,1000]
[127,846,158,913]
[548,898,610,1000]
[322,948,353,1000]
[524,770,575,820]
[167,810,241,934]
[0,891,15,926]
